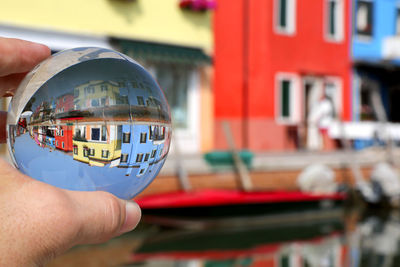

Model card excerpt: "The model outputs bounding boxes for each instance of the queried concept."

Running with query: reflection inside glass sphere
[7,47,171,199]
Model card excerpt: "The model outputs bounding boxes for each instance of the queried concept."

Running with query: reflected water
[47,207,400,267]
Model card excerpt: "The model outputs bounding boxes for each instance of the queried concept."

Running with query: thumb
[66,190,141,244]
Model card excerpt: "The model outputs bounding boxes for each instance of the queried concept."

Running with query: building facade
[214,0,352,151]
[350,0,400,149]
[0,0,214,154]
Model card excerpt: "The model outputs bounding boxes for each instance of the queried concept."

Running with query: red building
[214,0,351,151]
[55,124,73,152]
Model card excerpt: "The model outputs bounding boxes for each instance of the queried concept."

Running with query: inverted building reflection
[10,79,171,180]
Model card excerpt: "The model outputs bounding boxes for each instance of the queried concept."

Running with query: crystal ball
[6,47,171,199]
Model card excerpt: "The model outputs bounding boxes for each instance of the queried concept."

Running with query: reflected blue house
[119,123,166,177]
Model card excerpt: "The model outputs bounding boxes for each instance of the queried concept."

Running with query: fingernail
[120,201,141,234]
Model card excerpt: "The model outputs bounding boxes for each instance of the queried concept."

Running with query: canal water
[46,206,400,267]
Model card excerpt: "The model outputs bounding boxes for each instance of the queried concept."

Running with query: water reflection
[7,48,171,199]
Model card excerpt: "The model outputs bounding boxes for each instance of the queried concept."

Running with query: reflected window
[102,149,109,158]
[140,133,147,143]
[137,96,145,106]
[123,132,131,143]
[144,153,150,162]
[136,153,144,162]
[151,149,156,158]
[83,147,89,157]
[121,153,128,163]
[101,126,107,142]
[139,169,145,175]
[73,145,78,155]
[356,0,373,37]
[91,128,100,141]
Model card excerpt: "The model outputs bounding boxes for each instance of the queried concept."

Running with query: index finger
[0,37,50,77]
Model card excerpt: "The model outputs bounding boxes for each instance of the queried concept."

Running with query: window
[281,80,291,118]
[275,0,296,35]
[101,126,107,142]
[121,153,128,163]
[137,96,145,106]
[396,7,400,35]
[326,0,344,41]
[102,150,109,158]
[151,149,156,158]
[139,169,145,175]
[100,97,106,106]
[83,147,89,157]
[62,142,64,149]
[276,73,299,124]
[91,99,99,107]
[140,133,147,143]
[144,153,150,162]
[89,148,95,157]
[356,0,373,37]
[56,140,59,147]
[91,128,100,141]
[123,132,131,143]
[73,145,78,155]
[61,129,64,137]
[101,85,108,91]
[63,96,66,102]
[136,153,144,162]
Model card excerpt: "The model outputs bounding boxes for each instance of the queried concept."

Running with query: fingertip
[119,201,141,234]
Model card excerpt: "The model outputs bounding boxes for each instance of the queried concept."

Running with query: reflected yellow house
[74,81,127,110]
[72,124,122,167]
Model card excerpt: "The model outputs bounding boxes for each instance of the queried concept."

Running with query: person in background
[308,90,335,151]
[0,37,141,266]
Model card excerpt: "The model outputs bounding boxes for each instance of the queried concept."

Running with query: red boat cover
[136,190,345,209]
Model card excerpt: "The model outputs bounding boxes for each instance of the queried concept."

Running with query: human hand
[0,38,141,266]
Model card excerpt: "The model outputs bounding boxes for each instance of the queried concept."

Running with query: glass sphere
[6,47,171,199]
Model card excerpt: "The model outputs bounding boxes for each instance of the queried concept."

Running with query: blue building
[119,123,167,177]
[351,0,400,147]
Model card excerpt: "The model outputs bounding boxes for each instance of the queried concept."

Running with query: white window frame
[275,73,301,124]
[324,0,344,42]
[355,0,374,41]
[274,0,297,35]
[324,76,343,117]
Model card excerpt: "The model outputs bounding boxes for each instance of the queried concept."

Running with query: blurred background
[3,0,400,266]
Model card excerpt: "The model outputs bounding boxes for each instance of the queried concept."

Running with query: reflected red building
[214,0,351,151]
[55,93,74,114]
[55,124,73,152]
